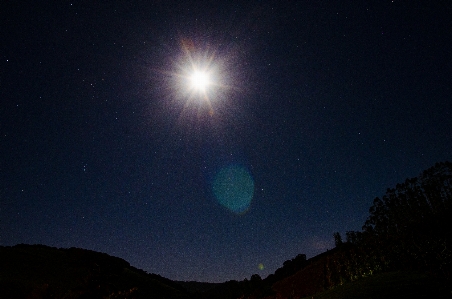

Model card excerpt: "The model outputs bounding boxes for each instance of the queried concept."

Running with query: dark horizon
[1,1,451,282]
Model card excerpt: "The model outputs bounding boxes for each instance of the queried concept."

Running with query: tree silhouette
[333,232,343,247]
[358,161,452,278]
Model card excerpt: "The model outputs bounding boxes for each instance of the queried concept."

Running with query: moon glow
[169,39,231,117]
[190,70,210,92]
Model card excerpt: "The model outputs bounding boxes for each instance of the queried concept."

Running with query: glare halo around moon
[170,39,230,117]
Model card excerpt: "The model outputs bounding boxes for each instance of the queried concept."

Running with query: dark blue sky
[1,1,451,282]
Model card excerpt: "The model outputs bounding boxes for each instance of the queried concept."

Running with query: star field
[1,1,451,282]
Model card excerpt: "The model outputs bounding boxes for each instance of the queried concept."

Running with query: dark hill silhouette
[175,280,221,293]
[0,244,192,299]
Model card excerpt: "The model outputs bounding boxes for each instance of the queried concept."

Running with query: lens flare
[212,165,254,214]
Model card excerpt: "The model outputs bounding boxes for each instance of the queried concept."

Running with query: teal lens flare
[212,165,254,214]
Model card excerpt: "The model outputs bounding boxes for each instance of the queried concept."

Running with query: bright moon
[170,38,233,117]
[190,70,210,91]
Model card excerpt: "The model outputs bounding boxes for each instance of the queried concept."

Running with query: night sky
[1,1,451,283]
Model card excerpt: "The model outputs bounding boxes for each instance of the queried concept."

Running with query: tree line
[333,161,452,283]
